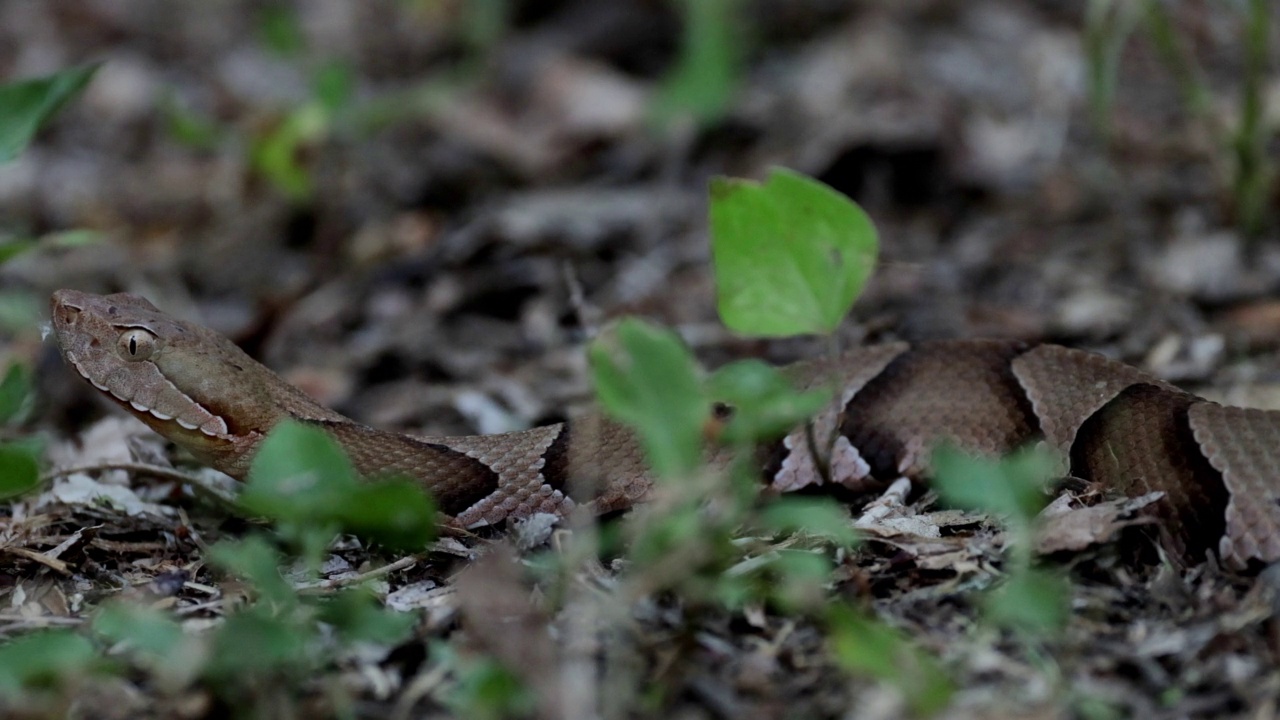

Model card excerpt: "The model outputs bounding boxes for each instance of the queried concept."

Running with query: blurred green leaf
[0,630,100,692]
[444,652,536,720]
[827,603,901,681]
[160,91,224,150]
[242,420,437,552]
[589,318,709,479]
[1073,694,1126,720]
[44,229,104,248]
[0,238,37,265]
[983,568,1070,637]
[207,536,297,607]
[312,60,354,113]
[628,503,709,566]
[339,480,437,550]
[710,168,878,337]
[249,105,327,201]
[258,5,306,56]
[931,444,1059,523]
[207,607,308,680]
[0,291,41,334]
[0,362,33,425]
[650,0,743,129]
[827,603,953,716]
[243,419,359,521]
[460,0,509,55]
[93,602,205,689]
[766,549,833,610]
[758,496,858,548]
[707,359,830,444]
[0,443,41,499]
[93,602,183,659]
[0,63,100,163]
[317,590,415,644]
[0,231,102,267]
[1083,0,1142,137]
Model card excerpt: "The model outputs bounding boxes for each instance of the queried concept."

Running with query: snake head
[49,289,278,475]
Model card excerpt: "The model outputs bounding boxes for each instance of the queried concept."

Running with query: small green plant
[827,604,955,716]
[89,539,417,709]
[590,317,840,610]
[0,418,434,711]
[0,631,103,694]
[932,445,1070,637]
[433,641,537,720]
[0,64,100,503]
[650,0,746,130]
[1084,0,1275,236]
[0,63,100,162]
[577,167,957,712]
[156,7,358,202]
[245,55,355,202]
[239,419,437,566]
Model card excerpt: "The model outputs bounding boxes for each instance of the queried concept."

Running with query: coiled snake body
[49,290,1280,569]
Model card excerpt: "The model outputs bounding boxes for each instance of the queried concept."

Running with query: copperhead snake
[49,289,1280,570]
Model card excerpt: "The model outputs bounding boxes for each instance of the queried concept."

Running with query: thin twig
[294,553,425,594]
[40,462,244,513]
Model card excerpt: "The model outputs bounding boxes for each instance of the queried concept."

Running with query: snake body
[49,290,1280,569]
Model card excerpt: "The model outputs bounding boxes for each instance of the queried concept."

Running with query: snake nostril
[57,306,81,325]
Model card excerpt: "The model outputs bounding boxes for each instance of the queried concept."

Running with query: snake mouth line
[66,350,231,439]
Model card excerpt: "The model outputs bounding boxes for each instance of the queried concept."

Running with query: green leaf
[628,503,708,566]
[764,549,833,610]
[317,590,415,645]
[160,91,224,150]
[650,0,744,129]
[758,496,858,548]
[444,652,536,720]
[827,603,902,682]
[710,168,878,337]
[207,607,308,680]
[707,359,830,444]
[257,5,305,56]
[93,602,205,688]
[0,63,100,163]
[93,602,183,658]
[930,444,1059,522]
[249,105,327,201]
[339,480,437,550]
[589,318,709,479]
[242,420,359,522]
[0,362,33,425]
[44,229,104,248]
[983,568,1070,637]
[0,630,99,692]
[207,536,297,607]
[0,237,37,265]
[312,60,354,113]
[0,443,41,499]
[0,291,41,334]
[827,603,953,716]
[243,420,437,551]
[460,0,510,55]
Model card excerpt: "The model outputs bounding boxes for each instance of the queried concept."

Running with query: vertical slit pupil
[129,337,137,355]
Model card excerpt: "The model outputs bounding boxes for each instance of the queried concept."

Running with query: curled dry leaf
[1034,492,1164,555]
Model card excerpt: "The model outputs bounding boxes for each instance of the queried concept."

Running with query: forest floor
[2,1,1280,718]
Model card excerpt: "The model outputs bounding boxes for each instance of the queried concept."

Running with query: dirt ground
[3,1,1280,718]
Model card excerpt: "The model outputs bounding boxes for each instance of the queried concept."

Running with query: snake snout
[50,289,90,328]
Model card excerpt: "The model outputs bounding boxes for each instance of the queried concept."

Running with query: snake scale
[49,289,1280,570]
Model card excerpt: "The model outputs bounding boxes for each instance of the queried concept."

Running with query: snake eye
[118,328,158,361]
